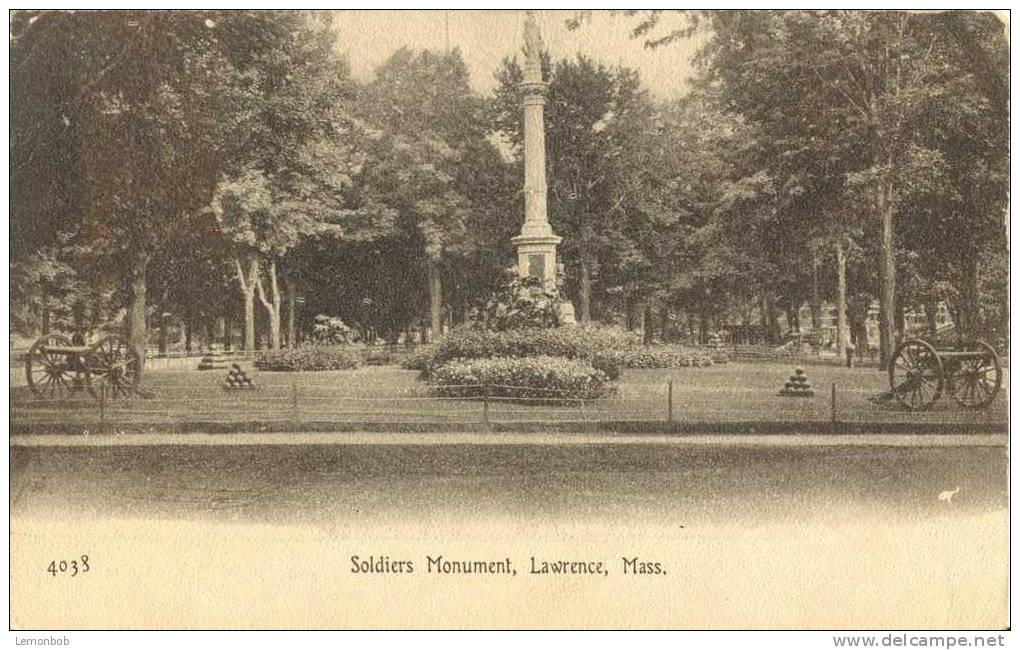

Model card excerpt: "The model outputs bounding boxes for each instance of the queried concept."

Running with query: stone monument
[511,11,575,324]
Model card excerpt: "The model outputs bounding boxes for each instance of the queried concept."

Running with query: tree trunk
[285,276,296,349]
[923,299,938,338]
[760,295,768,343]
[184,309,193,353]
[786,303,800,333]
[243,283,255,353]
[877,176,895,370]
[427,258,442,340]
[73,301,86,334]
[232,255,260,354]
[91,296,103,332]
[41,307,50,336]
[660,307,670,342]
[578,250,593,322]
[949,305,962,341]
[224,316,232,351]
[158,309,168,355]
[254,258,282,350]
[126,251,149,368]
[964,252,982,338]
[810,254,821,330]
[835,242,848,356]
[894,297,906,344]
[642,305,654,345]
[763,294,778,344]
[854,318,869,358]
[625,292,640,332]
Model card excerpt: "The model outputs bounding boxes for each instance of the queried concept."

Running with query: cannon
[888,338,1002,411]
[24,333,141,399]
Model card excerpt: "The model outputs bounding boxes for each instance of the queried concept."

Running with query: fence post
[830,382,837,423]
[98,385,106,435]
[291,379,299,425]
[667,379,674,424]
[482,384,490,428]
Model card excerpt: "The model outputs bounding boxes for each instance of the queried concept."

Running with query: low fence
[9,377,1008,434]
[700,343,877,365]
[144,349,251,371]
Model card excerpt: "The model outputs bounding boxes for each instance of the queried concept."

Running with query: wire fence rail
[9,378,1008,433]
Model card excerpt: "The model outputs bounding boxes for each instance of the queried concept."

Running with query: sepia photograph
[7,8,1011,635]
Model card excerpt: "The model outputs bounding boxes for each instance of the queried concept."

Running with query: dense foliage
[481,275,565,331]
[310,315,355,345]
[617,346,716,369]
[403,325,639,379]
[429,356,612,400]
[9,11,1009,362]
[254,345,360,371]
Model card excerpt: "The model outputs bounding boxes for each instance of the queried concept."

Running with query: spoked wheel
[889,339,944,411]
[950,340,1002,409]
[25,334,84,398]
[86,335,142,398]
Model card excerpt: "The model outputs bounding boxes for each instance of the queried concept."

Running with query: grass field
[9,360,1009,432]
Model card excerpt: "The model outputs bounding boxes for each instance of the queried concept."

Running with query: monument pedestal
[512,232,575,325]
[511,232,561,285]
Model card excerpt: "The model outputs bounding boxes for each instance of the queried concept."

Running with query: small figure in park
[780,367,815,397]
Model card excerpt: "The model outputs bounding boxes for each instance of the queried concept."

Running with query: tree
[10,10,295,361]
[210,11,374,350]
[603,10,1008,365]
[356,47,497,339]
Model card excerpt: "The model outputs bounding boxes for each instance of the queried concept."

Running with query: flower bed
[428,356,613,400]
[617,345,715,369]
[255,346,360,371]
[403,325,637,379]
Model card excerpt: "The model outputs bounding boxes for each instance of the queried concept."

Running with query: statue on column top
[522,11,543,64]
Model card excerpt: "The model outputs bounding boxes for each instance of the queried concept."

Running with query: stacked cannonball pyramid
[198,345,229,371]
[780,367,814,397]
[223,363,257,390]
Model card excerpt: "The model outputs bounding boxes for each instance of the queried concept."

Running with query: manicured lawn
[9,360,1008,430]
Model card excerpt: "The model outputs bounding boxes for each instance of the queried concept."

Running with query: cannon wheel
[86,335,141,398]
[951,340,1002,409]
[25,334,84,398]
[889,339,944,411]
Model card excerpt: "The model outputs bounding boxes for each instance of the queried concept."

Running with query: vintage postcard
[8,8,1010,634]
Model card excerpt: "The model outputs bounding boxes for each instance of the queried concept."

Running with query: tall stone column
[511,12,561,287]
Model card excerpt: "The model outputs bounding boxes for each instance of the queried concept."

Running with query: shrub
[310,315,354,345]
[407,324,637,380]
[429,356,612,400]
[357,344,418,367]
[401,344,437,371]
[481,274,564,330]
[255,345,360,371]
[617,345,715,369]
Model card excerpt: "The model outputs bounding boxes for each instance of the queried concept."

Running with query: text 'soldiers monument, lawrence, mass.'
[511,12,575,324]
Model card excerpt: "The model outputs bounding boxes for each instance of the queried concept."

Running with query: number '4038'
[47,556,89,577]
